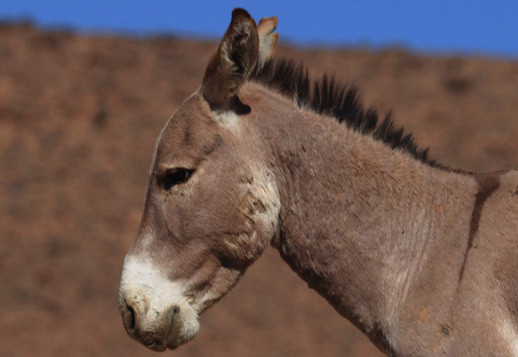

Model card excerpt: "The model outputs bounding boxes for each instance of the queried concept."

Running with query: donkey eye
[163,168,194,191]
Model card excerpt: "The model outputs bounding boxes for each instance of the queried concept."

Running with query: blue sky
[1,1,517,58]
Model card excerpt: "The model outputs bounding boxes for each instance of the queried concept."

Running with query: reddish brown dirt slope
[1,23,518,356]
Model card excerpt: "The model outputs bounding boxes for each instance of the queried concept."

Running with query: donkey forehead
[162,93,215,142]
[155,93,223,161]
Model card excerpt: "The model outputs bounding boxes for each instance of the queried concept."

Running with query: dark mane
[250,58,439,167]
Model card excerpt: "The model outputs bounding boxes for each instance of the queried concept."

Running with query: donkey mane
[251,58,440,168]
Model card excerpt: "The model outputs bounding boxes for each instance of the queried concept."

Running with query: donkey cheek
[223,233,241,245]
[220,230,266,264]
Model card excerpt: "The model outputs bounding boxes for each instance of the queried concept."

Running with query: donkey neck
[239,82,478,352]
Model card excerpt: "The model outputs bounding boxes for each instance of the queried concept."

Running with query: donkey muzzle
[121,296,181,351]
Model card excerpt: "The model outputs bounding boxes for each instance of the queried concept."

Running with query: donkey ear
[202,8,259,108]
[257,16,278,67]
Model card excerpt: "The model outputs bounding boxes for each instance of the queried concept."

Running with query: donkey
[118,8,518,356]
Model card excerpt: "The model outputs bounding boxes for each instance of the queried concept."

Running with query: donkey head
[118,9,280,351]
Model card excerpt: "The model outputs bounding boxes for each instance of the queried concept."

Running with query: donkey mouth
[130,319,192,352]
[146,340,168,352]
[137,323,188,352]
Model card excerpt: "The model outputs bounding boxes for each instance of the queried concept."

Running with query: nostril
[171,305,180,321]
[125,304,137,332]
[121,298,172,351]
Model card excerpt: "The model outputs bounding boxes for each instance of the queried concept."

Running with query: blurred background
[1,1,518,356]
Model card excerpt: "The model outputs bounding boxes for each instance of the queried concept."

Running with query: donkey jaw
[118,256,201,351]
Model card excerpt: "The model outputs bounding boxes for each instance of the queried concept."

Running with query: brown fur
[458,172,502,285]
[119,8,518,356]
[202,9,259,108]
